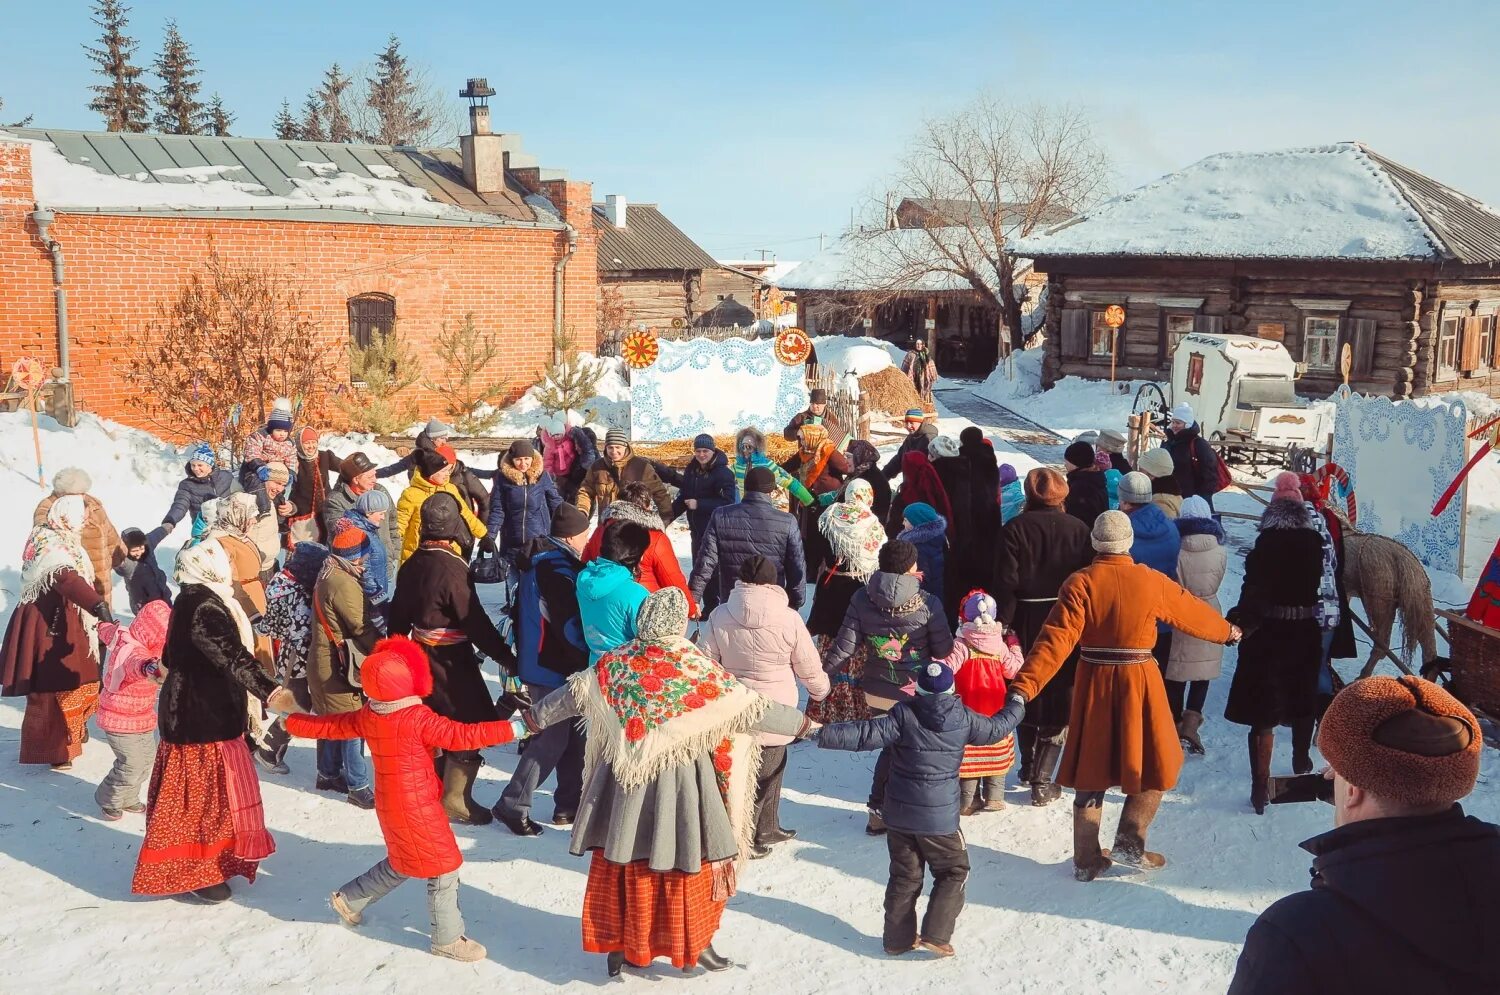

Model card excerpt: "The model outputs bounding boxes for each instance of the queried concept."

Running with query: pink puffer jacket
[699,582,829,746]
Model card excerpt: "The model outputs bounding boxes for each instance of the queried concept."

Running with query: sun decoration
[622,328,660,369]
[774,327,812,366]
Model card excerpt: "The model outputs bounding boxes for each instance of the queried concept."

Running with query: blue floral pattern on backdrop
[1330,385,1468,574]
[631,337,810,441]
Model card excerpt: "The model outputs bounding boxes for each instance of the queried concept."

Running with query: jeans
[318,737,371,792]
[496,687,585,820]
[883,829,970,948]
[339,857,464,946]
[95,730,155,811]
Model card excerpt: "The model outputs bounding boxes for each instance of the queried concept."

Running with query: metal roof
[593,203,720,271]
[8,128,551,228]
[1363,146,1500,266]
[898,197,1075,232]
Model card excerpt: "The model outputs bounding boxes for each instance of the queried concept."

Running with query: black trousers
[1164,679,1209,718]
[496,701,585,819]
[754,744,788,842]
[884,829,970,948]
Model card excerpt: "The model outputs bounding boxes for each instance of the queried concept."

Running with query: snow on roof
[778,228,1030,295]
[1013,143,1449,262]
[717,259,805,285]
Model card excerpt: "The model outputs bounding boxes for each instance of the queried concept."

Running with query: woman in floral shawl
[1,496,111,768]
[522,587,816,978]
[806,479,886,724]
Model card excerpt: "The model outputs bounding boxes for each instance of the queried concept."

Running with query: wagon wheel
[1285,445,1318,475]
[1132,382,1169,430]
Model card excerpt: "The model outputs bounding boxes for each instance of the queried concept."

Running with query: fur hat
[51,467,92,496]
[999,463,1018,487]
[915,660,955,696]
[1024,467,1068,507]
[340,452,376,480]
[360,635,434,703]
[267,397,294,432]
[355,488,393,515]
[744,466,776,494]
[1138,447,1175,480]
[636,587,689,643]
[879,539,919,575]
[692,433,716,451]
[551,502,590,539]
[508,439,536,460]
[187,442,217,470]
[330,519,371,559]
[1064,440,1095,470]
[1097,429,1127,455]
[928,435,960,460]
[739,554,778,586]
[959,426,984,447]
[960,590,998,625]
[902,501,939,528]
[1179,495,1213,520]
[419,492,469,544]
[1319,676,1481,807]
[1118,471,1153,506]
[1092,509,1134,554]
[129,599,172,656]
[1170,402,1195,425]
[604,428,630,450]
[424,418,453,439]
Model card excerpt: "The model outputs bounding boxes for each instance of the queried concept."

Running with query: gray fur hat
[928,435,960,460]
[52,467,92,496]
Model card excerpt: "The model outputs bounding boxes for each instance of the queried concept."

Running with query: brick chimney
[458,77,504,194]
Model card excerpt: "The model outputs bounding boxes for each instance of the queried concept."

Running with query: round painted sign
[1104,304,1126,329]
[622,329,660,369]
[774,327,812,366]
[11,357,46,392]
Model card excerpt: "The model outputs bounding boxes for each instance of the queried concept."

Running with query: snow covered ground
[0,380,1497,994]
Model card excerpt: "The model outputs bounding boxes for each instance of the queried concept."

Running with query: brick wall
[0,140,599,438]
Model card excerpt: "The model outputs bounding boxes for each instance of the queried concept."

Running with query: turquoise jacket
[733,453,814,507]
[577,557,650,665]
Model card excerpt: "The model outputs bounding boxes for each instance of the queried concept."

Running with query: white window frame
[1436,315,1461,380]
[1302,315,1340,371]
[1089,310,1115,359]
[1163,312,1196,361]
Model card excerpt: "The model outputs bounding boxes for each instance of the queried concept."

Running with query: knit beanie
[355,488,393,515]
[1272,470,1303,503]
[425,417,453,439]
[359,636,433,703]
[1064,440,1095,471]
[1179,495,1213,520]
[928,435,960,460]
[692,433,716,451]
[904,408,925,421]
[960,590,998,625]
[1118,471,1153,506]
[738,554,778,586]
[1091,509,1134,554]
[129,599,173,656]
[414,448,450,479]
[1319,676,1481,807]
[605,428,630,450]
[508,439,536,460]
[1097,429,1127,455]
[636,587,689,643]
[1138,447,1175,480]
[1170,402,1195,425]
[260,461,291,486]
[550,502,590,539]
[1093,449,1113,471]
[915,660,955,696]
[879,539,919,575]
[903,501,939,528]
[436,443,459,467]
[744,466,776,494]
[267,397,294,432]
[187,441,217,470]
[341,452,376,480]
[1024,467,1069,507]
[999,463,1018,487]
[330,519,371,560]
[52,467,91,496]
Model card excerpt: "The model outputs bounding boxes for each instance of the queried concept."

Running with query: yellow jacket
[397,471,487,563]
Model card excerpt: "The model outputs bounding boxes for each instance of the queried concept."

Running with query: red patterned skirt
[581,851,727,970]
[20,684,99,765]
[806,637,868,725]
[132,739,275,896]
[959,734,1016,779]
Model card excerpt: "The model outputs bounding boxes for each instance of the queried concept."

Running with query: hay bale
[858,367,932,416]
[636,434,796,468]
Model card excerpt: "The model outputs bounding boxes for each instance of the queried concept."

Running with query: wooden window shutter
[1460,316,1483,373]
[1349,318,1377,378]
[1193,314,1224,335]
[1061,308,1088,359]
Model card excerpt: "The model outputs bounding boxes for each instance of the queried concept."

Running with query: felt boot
[442,752,493,826]
[981,775,1007,811]
[1249,730,1274,815]
[1072,804,1111,882]
[1015,725,1037,785]
[1179,709,1206,756]
[1107,790,1166,870]
[958,779,982,817]
[1030,739,1064,806]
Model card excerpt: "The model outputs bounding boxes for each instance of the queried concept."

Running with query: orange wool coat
[1008,554,1231,793]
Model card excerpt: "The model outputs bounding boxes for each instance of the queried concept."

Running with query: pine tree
[534,325,608,425]
[423,314,510,434]
[337,326,422,434]
[83,0,149,132]
[152,20,206,135]
[272,99,300,140]
[205,94,233,137]
[0,95,34,128]
[364,35,433,146]
[303,63,353,143]
[298,94,325,142]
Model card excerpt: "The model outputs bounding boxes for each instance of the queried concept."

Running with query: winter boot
[1291,717,1315,775]
[441,752,493,826]
[694,946,733,973]
[1015,725,1037,785]
[1107,791,1166,870]
[1179,710,1206,756]
[958,780,982,817]
[981,775,1007,811]
[431,935,487,962]
[1030,739,1064,807]
[1249,730,1274,815]
[330,891,362,926]
[865,808,886,836]
[1072,804,1111,882]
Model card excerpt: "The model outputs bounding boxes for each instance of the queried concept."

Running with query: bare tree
[858,97,1110,350]
[1,95,33,128]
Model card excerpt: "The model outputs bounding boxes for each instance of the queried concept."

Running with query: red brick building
[0,90,597,435]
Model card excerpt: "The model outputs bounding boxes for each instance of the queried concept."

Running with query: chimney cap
[460,78,496,102]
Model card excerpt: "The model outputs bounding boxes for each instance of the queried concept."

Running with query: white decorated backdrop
[1330,386,1469,574]
[630,337,809,440]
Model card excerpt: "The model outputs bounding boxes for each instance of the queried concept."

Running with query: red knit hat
[330,519,371,559]
[130,599,172,655]
[360,635,433,702]
[436,443,458,467]
[1318,676,1482,806]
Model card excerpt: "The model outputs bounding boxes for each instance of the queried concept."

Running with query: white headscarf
[209,492,260,540]
[20,495,99,653]
[176,539,254,651]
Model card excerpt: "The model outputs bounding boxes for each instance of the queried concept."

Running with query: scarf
[209,492,259,541]
[795,439,837,489]
[176,540,254,651]
[21,496,99,652]
[897,452,953,524]
[845,440,879,475]
[369,696,423,714]
[819,500,885,581]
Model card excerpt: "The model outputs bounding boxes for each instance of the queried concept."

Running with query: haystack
[638,434,797,468]
[858,367,933,416]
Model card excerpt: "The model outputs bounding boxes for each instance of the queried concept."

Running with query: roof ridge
[1345,145,1449,261]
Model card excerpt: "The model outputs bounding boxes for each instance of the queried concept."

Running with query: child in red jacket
[945,591,1024,815]
[270,636,528,962]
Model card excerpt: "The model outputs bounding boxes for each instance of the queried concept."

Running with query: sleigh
[1435,609,1500,720]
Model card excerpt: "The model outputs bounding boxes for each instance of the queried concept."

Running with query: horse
[1340,529,1441,679]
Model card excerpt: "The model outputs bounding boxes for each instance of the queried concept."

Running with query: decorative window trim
[1290,297,1352,312]
[1127,295,1205,309]
[1302,315,1340,371]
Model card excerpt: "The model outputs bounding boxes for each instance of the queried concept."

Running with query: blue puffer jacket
[818,691,1019,835]
[163,464,233,529]
[577,557,650,665]
[515,538,588,688]
[898,517,948,608]
[657,449,737,554]
[486,456,563,555]
[341,508,392,606]
[688,492,807,609]
[1128,502,1182,579]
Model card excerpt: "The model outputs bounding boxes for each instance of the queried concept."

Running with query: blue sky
[2,1,1496,261]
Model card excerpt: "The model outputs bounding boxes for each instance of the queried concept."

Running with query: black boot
[1249,730,1274,815]
[493,806,544,837]
[1015,725,1037,785]
[606,951,626,977]
[190,882,232,903]
[1030,738,1065,807]
[1291,717,1314,775]
[694,946,733,972]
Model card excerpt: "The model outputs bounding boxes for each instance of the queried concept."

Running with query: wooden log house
[1012,144,1500,399]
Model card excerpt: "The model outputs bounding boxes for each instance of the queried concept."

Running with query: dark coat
[1064,468,1109,529]
[117,525,173,613]
[576,450,673,525]
[376,429,491,521]
[389,543,515,723]
[514,538,588,690]
[958,438,1002,538]
[689,492,807,610]
[158,584,279,744]
[162,465,233,529]
[1228,806,1500,995]
[934,452,992,598]
[819,691,1015,835]
[993,505,1093,730]
[485,456,563,555]
[1225,499,1326,729]
[882,422,938,479]
[898,519,950,615]
[824,571,953,703]
[1163,423,1220,501]
[291,449,341,530]
[657,449,737,556]
[0,569,103,696]
[807,571,864,639]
